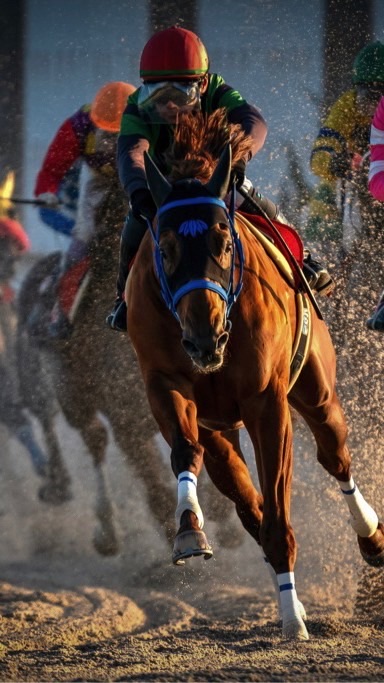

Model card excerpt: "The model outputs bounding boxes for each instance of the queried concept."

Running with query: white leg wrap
[340,478,378,537]
[175,471,204,530]
[277,571,308,639]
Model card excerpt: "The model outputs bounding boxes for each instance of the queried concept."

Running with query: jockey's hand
[37,192,60,207]
[130,188,157,222]
[329,153,352,181]
[230,158,247,189]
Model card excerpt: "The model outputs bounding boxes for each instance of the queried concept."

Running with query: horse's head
[145,143,241,373]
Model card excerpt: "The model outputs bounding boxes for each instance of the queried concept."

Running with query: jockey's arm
[227,102,267,159]
[34,107,91,196]
[207,75,267,159]
[369,95,384,201]
[117,133,150,200]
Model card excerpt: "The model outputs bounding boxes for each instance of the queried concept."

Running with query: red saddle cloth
[238,211,304,268]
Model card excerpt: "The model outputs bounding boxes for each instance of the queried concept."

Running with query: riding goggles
[137,81,202,122]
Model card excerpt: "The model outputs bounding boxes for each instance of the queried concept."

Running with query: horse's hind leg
[76,412,120,556]
[16,333,72,503]
[199,467,246,549]
[199,427,263,545]
[38,414,72,504]
[290,344,384,567]
[113,428,177,547]
[61,381,119,556]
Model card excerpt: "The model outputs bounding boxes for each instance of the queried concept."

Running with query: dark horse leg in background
[16,252,72,504]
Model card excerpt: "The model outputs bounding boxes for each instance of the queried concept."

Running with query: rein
[147,189,244,323]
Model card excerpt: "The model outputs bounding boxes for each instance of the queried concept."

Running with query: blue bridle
[146,190,244,323]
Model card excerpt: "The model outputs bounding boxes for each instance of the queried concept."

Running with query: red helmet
[140,26,209,82]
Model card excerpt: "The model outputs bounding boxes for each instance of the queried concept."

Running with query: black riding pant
[116,211,148,298]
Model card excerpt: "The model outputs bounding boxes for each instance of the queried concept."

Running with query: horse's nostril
[181,338,200,357]
[217,332,229,351]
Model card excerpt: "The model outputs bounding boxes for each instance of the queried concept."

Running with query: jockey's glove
[230,158,247,189]
[36,192,60,207]
[130,188,157,222]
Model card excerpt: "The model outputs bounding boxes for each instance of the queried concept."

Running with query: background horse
[17,177,240,557]
[0,172,48,479]
[126,110,384,641]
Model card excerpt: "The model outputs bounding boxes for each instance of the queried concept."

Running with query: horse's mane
[165,108,254,183]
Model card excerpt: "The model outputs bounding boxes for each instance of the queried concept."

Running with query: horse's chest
[194,373,243,430]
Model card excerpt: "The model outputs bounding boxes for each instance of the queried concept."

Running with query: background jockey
[107,26,333,333]
[309,41,384,234]
[33,80,136,339]
[367,93,384,332]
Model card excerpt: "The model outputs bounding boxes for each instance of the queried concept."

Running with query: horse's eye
[225,241,233,254]
[159,248,167,260]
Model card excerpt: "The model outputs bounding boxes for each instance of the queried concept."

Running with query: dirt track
[1,414,384,682]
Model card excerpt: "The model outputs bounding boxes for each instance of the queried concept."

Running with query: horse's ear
[205,143,232,200]
[144,151,172,207]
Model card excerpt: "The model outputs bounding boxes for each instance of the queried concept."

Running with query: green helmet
[352,41,384,84]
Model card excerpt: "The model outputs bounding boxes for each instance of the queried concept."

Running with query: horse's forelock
[166,109,253,183]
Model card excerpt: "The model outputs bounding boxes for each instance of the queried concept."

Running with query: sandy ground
[0,251,383,681]
[0,406,384,682]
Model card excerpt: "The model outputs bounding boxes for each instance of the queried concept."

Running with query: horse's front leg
[147,373,212,565]
[244,381,308,641]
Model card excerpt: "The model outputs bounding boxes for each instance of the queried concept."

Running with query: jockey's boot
[367,291,384,331]
[239,186,335,298]
[303,250,334,296]
[106,214,142,333]
[46,258,90,341]
[106,296,127,332]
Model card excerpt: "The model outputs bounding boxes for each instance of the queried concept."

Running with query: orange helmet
[90,81,136,132]
[139,26,209,82]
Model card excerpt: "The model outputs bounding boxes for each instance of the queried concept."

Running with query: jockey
[367,94,384,331]
[34,80,136,339]
[107,26,333,332]
[309,41,384,228]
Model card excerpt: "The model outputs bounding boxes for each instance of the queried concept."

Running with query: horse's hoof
[360,548,384,567]
[38,484,73,505]
[93,529,120,557]
[172,529,213,566]
[358,523,384,567]
[282,617,309,640]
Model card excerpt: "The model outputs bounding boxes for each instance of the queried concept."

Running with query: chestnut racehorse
[126,111,384,640]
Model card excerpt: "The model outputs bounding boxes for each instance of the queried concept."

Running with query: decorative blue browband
[157,196,227,216]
